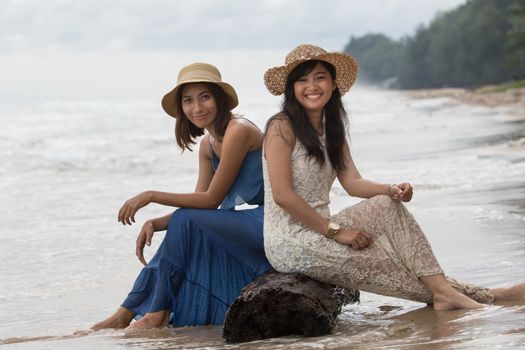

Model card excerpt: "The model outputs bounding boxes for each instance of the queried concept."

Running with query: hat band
[178,70,221,84]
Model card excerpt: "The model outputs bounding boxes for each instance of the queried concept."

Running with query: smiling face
[181,83,218,130]
[293,62,336,117]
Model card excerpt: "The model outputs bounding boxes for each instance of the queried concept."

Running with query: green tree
[344,0,525,88]
[507,0,525,78]
[397,25,432,88]
[398,0,517,88]
[343,33,403,83]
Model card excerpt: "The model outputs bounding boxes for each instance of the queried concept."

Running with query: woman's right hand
[136,220,155,266]
[118,191,152,225]
[334,228,372,250]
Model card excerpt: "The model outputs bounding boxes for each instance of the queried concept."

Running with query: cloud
[0,0,467,52]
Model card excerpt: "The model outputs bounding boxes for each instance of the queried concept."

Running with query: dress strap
[209,116,259,161]
[209,135,218,158]
[209,135,219,172]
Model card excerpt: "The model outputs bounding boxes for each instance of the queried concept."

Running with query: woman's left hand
[135,220,155,266]
[389,183,413,202]
[118,191,152,225]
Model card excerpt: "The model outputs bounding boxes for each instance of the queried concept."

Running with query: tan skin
[264,63,522,311]
[87,83,263,331]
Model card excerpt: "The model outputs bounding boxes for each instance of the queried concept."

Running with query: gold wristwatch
[326,222,341,239]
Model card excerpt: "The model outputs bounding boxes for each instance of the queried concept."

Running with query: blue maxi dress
[121,149,271,326]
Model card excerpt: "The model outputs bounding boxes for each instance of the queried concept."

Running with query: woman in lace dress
[262,44,525,310]
[88,62,271,331]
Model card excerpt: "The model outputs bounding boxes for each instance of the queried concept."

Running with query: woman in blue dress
[90,62,271,330]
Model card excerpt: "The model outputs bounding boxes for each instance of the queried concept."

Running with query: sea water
[1,52,525,349]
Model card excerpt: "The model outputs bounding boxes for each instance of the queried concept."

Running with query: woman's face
[181,83,218,129]
[293,62,336,116]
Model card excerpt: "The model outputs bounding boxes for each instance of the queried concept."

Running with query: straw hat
[264,44,359,96]
[162,62,238,118]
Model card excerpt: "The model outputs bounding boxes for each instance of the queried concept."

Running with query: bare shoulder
[227,116,261,133]
[200,133,211,144]
[199,133,211,147]
[224,116,263,149]
[265,114,295,147]
[266,113,291,130]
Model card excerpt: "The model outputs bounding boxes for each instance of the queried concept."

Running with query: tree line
[344,0,525,89]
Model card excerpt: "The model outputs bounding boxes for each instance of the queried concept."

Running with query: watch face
[328,222,340,230]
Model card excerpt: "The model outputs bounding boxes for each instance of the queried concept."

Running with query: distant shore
[405,84,525,119]
[406,85,525,154]
[405,84,525,154]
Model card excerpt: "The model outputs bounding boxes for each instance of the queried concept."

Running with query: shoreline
[404,85,525,154]
[404,85,525,119]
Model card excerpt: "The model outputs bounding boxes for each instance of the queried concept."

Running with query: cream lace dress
[263,132,493,304]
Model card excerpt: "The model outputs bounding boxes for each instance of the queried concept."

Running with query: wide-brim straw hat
[162,62,238,118]
[264,44,359,96]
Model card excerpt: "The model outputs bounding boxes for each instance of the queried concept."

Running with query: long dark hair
[174,82,233,151]
[267,60,348,171]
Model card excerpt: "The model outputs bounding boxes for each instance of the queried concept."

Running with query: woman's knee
[166,209,194,241]
[168,208,193,226]
[369,194,399,210]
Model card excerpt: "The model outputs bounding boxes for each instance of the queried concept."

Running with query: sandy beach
[406,85,525,119]
[406,85,525,154]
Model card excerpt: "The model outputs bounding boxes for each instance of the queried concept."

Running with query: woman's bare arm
[337,142,413,201]
[264,119,329,235]
[118,120,258,225]
[336,142,391,198]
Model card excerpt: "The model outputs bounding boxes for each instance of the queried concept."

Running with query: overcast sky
[0,0,469,105]
[1,0,467,53]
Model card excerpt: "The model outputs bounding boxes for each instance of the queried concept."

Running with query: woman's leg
[420,275,482,310]
[87,244,170,331]
[90,251,170,330]
[156,207,270,327]
[94,206,269,330]
[447,278,525,304]
[126,310,169,329]
[117,235,171,329]
[490,284,525,302]
[90,306,135,331]
[328,195,484,309]
[91,210,179,331]
[123,207,270,329]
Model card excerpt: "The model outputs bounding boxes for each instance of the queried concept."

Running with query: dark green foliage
[507,0,525,75]
[343,0,525,89]
[343,33,403,82]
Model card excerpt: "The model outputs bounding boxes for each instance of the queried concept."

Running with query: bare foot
[126,310,169,330]
[490,284,525,302]
[73,329,93,337]
[88,307,135,332]
[420,274,484,311]
[432,287,484,311]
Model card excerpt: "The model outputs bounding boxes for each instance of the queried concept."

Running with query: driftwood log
[223,268,359,343]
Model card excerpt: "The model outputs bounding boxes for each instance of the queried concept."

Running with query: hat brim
[162,80,239,119]
[264,52,358,96]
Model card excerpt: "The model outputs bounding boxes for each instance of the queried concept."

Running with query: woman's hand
[136,220,155,266]
[118,191,152,225]
[388,183,413,202]
[334,228,373,250]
